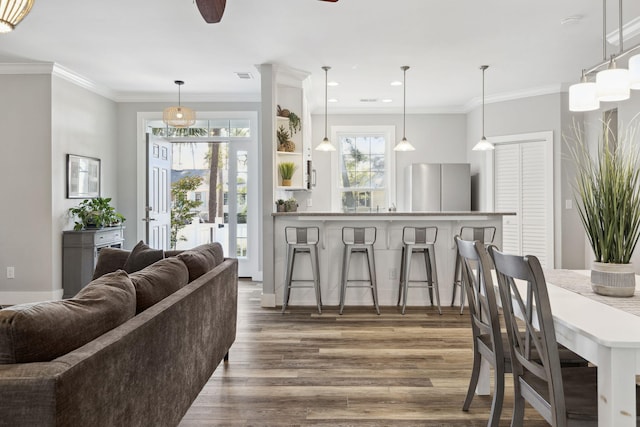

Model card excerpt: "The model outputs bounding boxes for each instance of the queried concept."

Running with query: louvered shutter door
[521,141,548,266]
[494,144,521,255]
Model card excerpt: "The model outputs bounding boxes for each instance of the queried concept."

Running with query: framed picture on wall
[67,154,100,198]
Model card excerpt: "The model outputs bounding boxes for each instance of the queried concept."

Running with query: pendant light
[163,80,196,128]
[473,65,494,151]
[315,66,336,151]
[394,65,415,151]
[0,0,34,33]
[569,0,639,111]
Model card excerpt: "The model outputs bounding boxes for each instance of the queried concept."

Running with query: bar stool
[339,227,380,315]
[282,227,322,314]
[451,226,496,314]
[397,226,441,315]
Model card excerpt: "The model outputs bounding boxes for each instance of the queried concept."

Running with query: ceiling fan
[195,0,338,24]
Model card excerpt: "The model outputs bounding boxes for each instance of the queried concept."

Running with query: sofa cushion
[123,241,164,273]
[0,270,136,364]
[176,243,224,282]
[92,247,130,279]
[129,257,190,314]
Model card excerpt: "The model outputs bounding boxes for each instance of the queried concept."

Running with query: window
[331,126,395,212]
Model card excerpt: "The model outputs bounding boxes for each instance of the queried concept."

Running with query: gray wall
[0,73,118,303]
[307,113,468,212]
[466,93,585,269]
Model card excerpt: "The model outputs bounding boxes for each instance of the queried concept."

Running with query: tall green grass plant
[565,117,640,264]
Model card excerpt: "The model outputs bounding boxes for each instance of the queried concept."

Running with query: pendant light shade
[0,0,34,33]
[569,70,600,112]
[163,80,196,128]
[315,66,336,152]
[394,65,415,152]
[596,57,630,102]
[472,65,494,151]
[629,54,640,89]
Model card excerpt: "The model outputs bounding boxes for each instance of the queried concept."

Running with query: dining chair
[455,236,505,427]
[489,246,640,427]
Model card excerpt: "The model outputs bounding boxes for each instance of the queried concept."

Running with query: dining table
[479,269,640,427]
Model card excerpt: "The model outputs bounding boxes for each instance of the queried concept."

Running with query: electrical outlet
[389,268,398,280]
[6,267,15,279]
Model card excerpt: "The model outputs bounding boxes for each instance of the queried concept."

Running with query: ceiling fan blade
[196,0,226,23]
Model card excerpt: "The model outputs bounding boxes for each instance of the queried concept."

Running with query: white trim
[462,84,563,112]
[330,125,396,212]
[487,130,555,266]
[0,289,64,305]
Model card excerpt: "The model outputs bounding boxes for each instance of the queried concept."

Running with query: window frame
[330,125,396,212]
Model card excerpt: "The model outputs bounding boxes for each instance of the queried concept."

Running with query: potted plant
[566,117,640,296]
[276,125,295,152]
[68,197,126,231]
[275,199,285,212]
[284,197,298,212]
[278,162,297,187]
[277,105,301,134]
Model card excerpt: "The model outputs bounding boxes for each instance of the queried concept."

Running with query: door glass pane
[236,150,248,257]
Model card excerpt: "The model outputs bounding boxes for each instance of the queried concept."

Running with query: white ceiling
[2,0,640,113]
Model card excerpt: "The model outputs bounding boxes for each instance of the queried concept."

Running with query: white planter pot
[591,262,636,297]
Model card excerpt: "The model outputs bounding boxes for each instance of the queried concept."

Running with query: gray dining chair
[455,237,505,427]
[489,246,640,427]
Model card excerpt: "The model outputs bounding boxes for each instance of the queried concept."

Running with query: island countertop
[272,211,516,217]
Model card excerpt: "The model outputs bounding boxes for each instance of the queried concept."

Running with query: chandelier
[163,80,196,128]
[0,0,34,33]
[569,0,640,111]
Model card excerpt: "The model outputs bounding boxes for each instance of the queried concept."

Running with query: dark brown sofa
[0,243,238,427]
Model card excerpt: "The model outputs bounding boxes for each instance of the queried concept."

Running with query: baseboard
[0,289,64,306]
[261,292,276,308]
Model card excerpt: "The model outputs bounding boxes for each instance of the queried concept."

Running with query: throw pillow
[176,243,224,282]
[122,240,164,273]
[129,257,189,314]
[92,247,130,279]
[0,270,136,364]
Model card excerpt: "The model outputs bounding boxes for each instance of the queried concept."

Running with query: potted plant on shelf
[276,125,296,152]
[275,199,286,212]
[277,105,301,134]
[278,162,297,187]
[68,197,126,231]
[284,197,298,213]
[566,117,640,296]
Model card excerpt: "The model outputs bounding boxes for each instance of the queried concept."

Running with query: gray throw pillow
[0,270,136,364]
[176,243,224,282]
[123,240,164,273]
[129,257,189,314]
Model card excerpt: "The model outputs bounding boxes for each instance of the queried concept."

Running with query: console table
[62,227,125,298]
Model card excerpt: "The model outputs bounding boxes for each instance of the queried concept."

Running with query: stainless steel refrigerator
[405,163,471,211]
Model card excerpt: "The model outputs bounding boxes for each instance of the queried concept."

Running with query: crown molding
[113,92,261,103]
[462,83,563,112]
[0,62,117,100]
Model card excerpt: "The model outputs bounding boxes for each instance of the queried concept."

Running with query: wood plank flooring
[179,280,546,426]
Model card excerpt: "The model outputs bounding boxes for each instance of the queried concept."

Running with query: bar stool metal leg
[427,244,442,314]
[309,245,322,314]
[339,245,351,315]
[366,244,380,315]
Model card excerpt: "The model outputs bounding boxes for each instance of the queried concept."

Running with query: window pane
[230,120,251,137]
[355,136,370,153]
[209,120,230,137]
[370,137,386,154]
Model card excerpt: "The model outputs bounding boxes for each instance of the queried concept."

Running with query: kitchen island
[264,211,516,310]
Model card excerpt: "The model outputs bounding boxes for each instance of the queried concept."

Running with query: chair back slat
[459,226,496,244]
[454,237,503,363]
[403,226,437,244]
[489,246,567,426]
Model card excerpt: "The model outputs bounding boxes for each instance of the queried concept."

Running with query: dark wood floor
[179,280,546,426]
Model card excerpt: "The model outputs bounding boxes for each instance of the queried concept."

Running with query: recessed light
[381,99,393,103]
[327,81,339,86]
[328,98,338,103]
[390,81,402,86]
